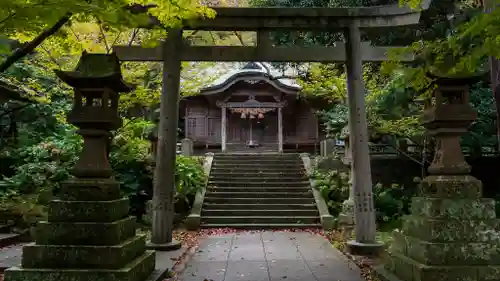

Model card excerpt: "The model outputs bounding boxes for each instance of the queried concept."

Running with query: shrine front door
[226,110,278,152]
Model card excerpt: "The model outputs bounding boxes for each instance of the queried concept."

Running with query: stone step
[201,223,321,229]
[212,163,302,168]
[203,203,318,210]
[201,209,319,217]
[207,181,310,187]
[206,186,312,193]
[209,171,306,177]
[0,233,23,248]
[201,216,320,224]
[204,197,316,204]
[211,167,305,173]
[203,223,321,229]
[208,177,308,183]
[205,191,313,198]
[215,154,300,159]
[214,159,301,165]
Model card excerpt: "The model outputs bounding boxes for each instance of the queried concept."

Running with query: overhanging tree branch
[0,13,72,73]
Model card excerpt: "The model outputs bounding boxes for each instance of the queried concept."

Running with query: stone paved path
[0,243,26,271]
[178,231,364,281]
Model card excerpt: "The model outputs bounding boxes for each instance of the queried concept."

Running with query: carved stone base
[346,240,384,256]
[4,179,155,281]
[146,240,182,251]
[376,175,500,281]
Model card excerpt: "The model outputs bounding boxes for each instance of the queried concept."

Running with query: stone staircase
[201,153,321,228]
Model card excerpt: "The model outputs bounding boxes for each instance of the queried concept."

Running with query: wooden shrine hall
[180,62,322,153]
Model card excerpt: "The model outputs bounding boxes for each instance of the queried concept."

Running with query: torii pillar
[344,20,383,255]
[148,29,183,251]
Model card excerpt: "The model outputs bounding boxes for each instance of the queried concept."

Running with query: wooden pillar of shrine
[344,20,383,255]
[221,105,227,152]
[149,29,182,251]
[278,106,283,152]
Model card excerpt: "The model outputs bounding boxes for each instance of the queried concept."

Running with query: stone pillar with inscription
[344,20,383,255]
[375,74,500,281]
[4,52,155,281]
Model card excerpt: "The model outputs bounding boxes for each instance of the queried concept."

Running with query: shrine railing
[326,143,500,158]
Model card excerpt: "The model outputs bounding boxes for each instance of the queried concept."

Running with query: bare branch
[97,21,111,53]
[110,31,123,48]
[68,24,81,42]
[39,45,61,67]
[233,31,246,46]
[128,28,139,46]
[209,31,217,45]
[184,30,199,40]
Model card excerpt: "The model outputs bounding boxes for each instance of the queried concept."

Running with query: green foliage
[317,104,349,139]
[0,53,207,228]
[461,83,499,153]
[312,164,417,226]
[1,0,215,40]
[311,167,349,216]
[372,182,411,224]
[1,126,81,197]
[174,155,206,204]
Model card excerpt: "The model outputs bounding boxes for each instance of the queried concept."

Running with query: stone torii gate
[113,2,430,254]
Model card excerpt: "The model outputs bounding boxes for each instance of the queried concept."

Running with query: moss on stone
[22,235,146,269]
[419,175,482,198]
[410,197,496,220]
[5,250,155,281]
[59,179,121,201]
[35,217,136,246]
[48,198,130,222]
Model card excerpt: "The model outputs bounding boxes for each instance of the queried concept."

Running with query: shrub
[312,166,416,227]
[0,118,206,228]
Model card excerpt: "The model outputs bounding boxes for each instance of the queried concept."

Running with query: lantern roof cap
[55,51,135,93]
[427,71,487,87]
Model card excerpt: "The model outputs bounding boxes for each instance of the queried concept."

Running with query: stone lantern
[375,73,500,281]
[4,52,156,281]
[421,75,477,175]
[55,51,133,178]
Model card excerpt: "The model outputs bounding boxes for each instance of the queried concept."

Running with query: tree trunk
[0,13,71,73]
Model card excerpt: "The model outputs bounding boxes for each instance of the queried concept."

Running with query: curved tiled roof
[199,62,301,95]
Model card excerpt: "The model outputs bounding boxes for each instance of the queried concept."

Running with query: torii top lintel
[140,0,431,31]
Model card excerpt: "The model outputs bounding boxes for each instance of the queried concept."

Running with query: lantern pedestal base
[346,240,384,257]
[146,240,182,251]
[4,251,156,281]
[377,175,500,281]
[4,178,155,281]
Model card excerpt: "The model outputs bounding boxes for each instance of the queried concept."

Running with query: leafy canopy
[1,0,215,37]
